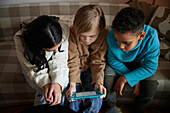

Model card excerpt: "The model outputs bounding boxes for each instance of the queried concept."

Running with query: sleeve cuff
[34,75,51,89]
[124,74,139,87]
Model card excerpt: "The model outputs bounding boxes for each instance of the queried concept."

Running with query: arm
[47,23,70,105]
[90,38,108,85]
[107,46,130,75]
[47,39,69,106]
[68,28,81,83]
[66,28,81,99]
[106,30,131,75]
[14,31,50,89]
[124,31,160,87]
[90,39,107,97]
[90,31,108,97]
[48,38,69,91]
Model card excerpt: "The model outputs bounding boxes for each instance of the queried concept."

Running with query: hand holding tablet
[69,90,104,101]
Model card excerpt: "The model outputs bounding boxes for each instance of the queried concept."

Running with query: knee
[68,101,80,112]
[141,79,158,89]
[91,98,103,106]
[140,80,159,97]
[90,98,103,112]
[143,75,159,87]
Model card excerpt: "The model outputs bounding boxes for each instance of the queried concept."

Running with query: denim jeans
[23,69,68,106]
[66,69,103,113]
[104,62,158,112]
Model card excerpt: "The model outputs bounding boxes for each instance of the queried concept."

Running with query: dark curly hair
[21,15,63,72]
[112,7,145,35]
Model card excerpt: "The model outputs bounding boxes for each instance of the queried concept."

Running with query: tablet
[69,90,104,101]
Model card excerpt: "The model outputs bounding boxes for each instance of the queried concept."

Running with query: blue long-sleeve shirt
[107,25,160,87]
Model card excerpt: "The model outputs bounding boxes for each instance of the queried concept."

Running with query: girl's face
[79,19,99,45]
[43,41,62,52]
[114,30,144,52]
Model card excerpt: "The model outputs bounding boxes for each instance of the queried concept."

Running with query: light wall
[0,0,129,6]
[0,0,169,7]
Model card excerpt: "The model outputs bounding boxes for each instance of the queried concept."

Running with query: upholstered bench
[0,1,169,109]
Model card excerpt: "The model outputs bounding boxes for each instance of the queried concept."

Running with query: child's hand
[66,82,76,102]
[43,83,52,103]
[113,76,127,96]
[49,83,62,106]
[133,82,140,96]
[94,82,107,98]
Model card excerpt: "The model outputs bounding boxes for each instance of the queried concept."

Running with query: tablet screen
[76,91,97,97]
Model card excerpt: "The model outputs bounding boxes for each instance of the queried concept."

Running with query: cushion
[149,6,170,41]
[0,2,129,42]
[160,38,170,61]
[20,15,74,28]
[129,0,157,24]
[149,6,170,61]
[0,41,35,108]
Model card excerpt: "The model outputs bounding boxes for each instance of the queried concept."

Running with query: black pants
[104,62,158,112]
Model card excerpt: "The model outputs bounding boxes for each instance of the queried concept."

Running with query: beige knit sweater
[68,27,108,85]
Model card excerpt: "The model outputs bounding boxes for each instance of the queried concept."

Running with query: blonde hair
[73,4,106,36]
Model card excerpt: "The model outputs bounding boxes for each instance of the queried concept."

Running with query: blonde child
[66,5,108,113]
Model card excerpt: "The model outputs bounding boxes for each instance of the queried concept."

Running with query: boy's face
[113,30,144,52]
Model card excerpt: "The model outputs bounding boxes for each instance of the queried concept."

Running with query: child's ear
[139,32,145,40]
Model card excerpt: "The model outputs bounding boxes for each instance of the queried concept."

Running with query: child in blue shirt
[104,7,160,113]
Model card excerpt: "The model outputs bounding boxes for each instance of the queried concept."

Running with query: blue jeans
[66,69,103,113]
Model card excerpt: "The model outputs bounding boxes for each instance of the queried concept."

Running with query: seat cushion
[0,41,35,108]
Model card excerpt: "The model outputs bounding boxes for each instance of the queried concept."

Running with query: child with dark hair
[14,15,69,106]
[104,7,160,113]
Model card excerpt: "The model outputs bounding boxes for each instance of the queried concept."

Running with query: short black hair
[112,7,145,34]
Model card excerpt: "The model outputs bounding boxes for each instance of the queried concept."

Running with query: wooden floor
[0,104,169,113]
